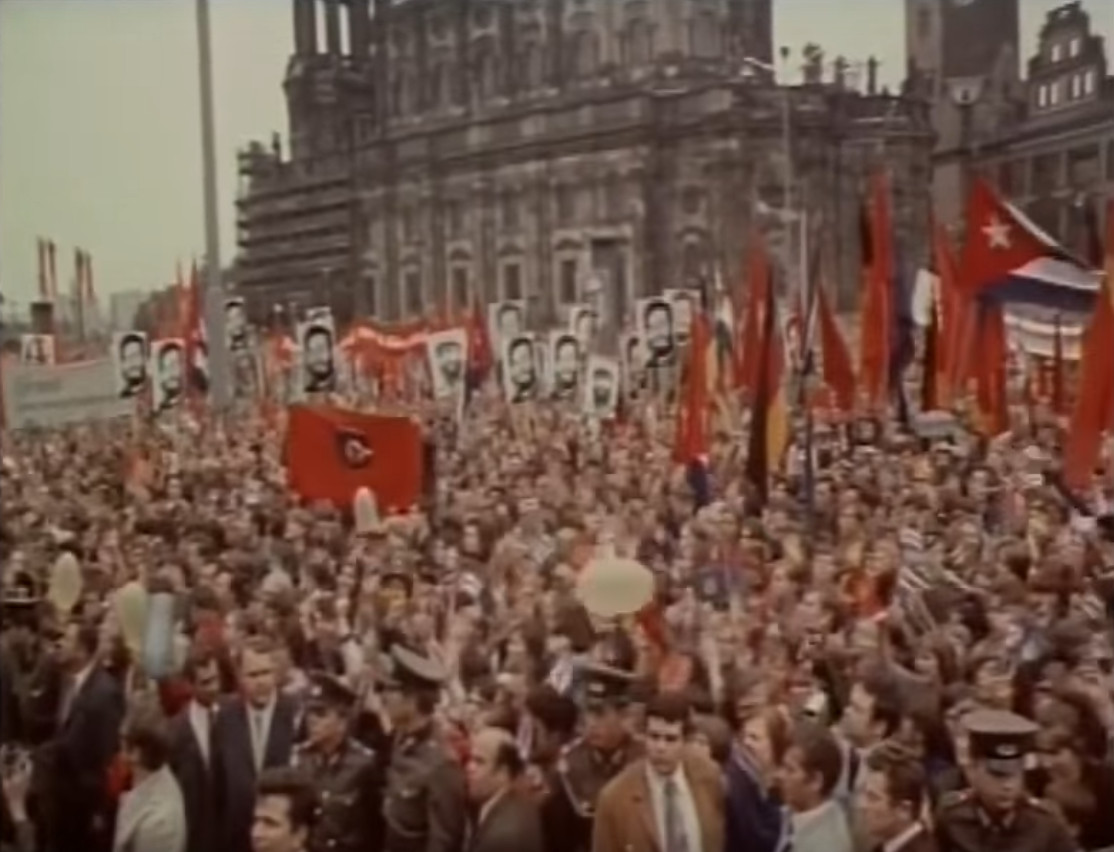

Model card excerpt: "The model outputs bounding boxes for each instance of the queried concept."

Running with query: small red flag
[286,404,424,510]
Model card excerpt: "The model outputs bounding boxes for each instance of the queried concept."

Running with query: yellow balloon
[47,552,83,614]
[114,581,150,655]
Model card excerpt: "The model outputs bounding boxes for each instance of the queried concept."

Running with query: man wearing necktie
[213,636,299,852]
[591,691,725,852]
[168,650,223,852]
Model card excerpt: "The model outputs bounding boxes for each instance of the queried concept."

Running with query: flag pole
[195,0,231,408]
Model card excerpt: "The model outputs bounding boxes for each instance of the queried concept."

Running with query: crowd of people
[1,373,1113,852]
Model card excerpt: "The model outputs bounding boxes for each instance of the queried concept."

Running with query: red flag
[735,233,768,392]
[973,303,1009,437]
[1063,201,1114,490]
[857,172,894,411]
[286,404,424,510]
[673,311,710,464]
[932,222,962,408]
[815,283,855,412]
[744,256,789,503]
[466,294,492,379]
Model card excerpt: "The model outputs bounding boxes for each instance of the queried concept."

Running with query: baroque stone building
[235,0,935,327]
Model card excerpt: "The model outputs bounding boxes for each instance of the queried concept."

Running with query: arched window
[626,18,652,65]
[681,240,707,287]
[690,12,719,58]
[475,40,499,99]
[522,41,545,89]
[569,29,599,77]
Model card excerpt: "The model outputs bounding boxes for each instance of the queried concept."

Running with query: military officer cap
[382,644,446,692]
[965,709,1038,776]
[306,671,358,712]
[580,662,635,709]
[1,570,40,611]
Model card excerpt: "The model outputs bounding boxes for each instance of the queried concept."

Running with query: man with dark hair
[117,332,148,398]
[169,650,223,852]
[551,334,580,398]
[856,747,936,852]
[433,339,465,394]
[156,342,185,409]
[251,767,317,852]
[641,299,674,367]
[464,727,544,852]
[292,672,382,852]
[836,669,904,799]
[779,722,853,852]
[505,337,537,404]
[592,690,725,852]
[225,299,249,351]
[115,703,188,852]
[379,645,467,852]
[302,324,336,393]
[43,619,125,852]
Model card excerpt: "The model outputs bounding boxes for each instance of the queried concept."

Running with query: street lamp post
[195,0,231,409]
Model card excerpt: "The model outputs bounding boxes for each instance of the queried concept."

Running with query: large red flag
[815,283,855,413]
[1063,201,1114,490]
[286,404,424,510]
[735,233,768,392]
[932,222,962,408]
[857,172,894,411]
[673,311,710,464]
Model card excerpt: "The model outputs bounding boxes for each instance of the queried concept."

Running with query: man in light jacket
[113,706,187,852]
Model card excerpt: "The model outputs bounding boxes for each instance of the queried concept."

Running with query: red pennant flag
[286,404,424,510]
[672,310,710,464]
[735,232,768,393]
[858,171,895,411]
[1063,201,1114,490]
[815,283,855,413]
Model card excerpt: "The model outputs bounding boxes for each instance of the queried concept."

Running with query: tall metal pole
[196,0,231,409]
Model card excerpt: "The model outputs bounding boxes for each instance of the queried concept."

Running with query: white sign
[1,359,133,429]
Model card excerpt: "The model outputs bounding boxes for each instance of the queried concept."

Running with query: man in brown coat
[591,691,725,852]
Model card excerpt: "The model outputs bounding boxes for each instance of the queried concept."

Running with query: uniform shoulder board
[938,789,973,810]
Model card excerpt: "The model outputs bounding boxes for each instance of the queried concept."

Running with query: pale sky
[1,0,1110,308]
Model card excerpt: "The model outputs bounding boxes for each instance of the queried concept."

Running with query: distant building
[109,290,150,332]
[905,0,1024,223]
[236,0,935,325]
[977,1,1113,250]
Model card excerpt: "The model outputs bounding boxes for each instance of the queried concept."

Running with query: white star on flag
[982,215,1012,250]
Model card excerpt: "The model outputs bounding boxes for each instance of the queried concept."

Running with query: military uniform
[934,709,1075,852]
[294,672,384,852]
[541,664,642,852]
[380,645,467,852]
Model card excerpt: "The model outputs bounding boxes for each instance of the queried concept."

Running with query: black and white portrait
[585,355,620,418]
[638,297,675,367]
[488,300,526,355]
[20,334,55,366]
[224,296,249,351]
[151,339,185,412]
[622,332,648,395]
[113,331,150,399]
[569,305,599,346]
[300,318,337,394]
[667,289,697,346]
[549,332,581,399]
[501,334,538,404]
[426,328,468,400]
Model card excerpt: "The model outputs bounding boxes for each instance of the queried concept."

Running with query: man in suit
[214,636,299,852]
[505,337,537,404]
[168,649,222,852]
[43,619,125,852]
[464,727,544,852]
[116,332,149,398]
[855,747,937,852]
[113,704,187,852]
[592,690,725,852]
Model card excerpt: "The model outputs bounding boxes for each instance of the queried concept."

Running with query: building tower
[905,0,1022,221]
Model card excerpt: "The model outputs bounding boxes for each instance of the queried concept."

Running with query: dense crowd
[1,387,1113,852]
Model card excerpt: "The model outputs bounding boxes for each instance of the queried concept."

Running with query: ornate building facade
[236,0,934,326]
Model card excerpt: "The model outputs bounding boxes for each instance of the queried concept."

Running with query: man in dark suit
[213,636,299,852]
[855,747,937,852]
[43,619,125,852]
[168,649,222,852]
[464,727,543,852]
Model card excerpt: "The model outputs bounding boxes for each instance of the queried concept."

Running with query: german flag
[744,256,788,505]
[286,404,424,510]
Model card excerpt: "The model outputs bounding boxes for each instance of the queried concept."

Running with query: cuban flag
[962,179,1101,325]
